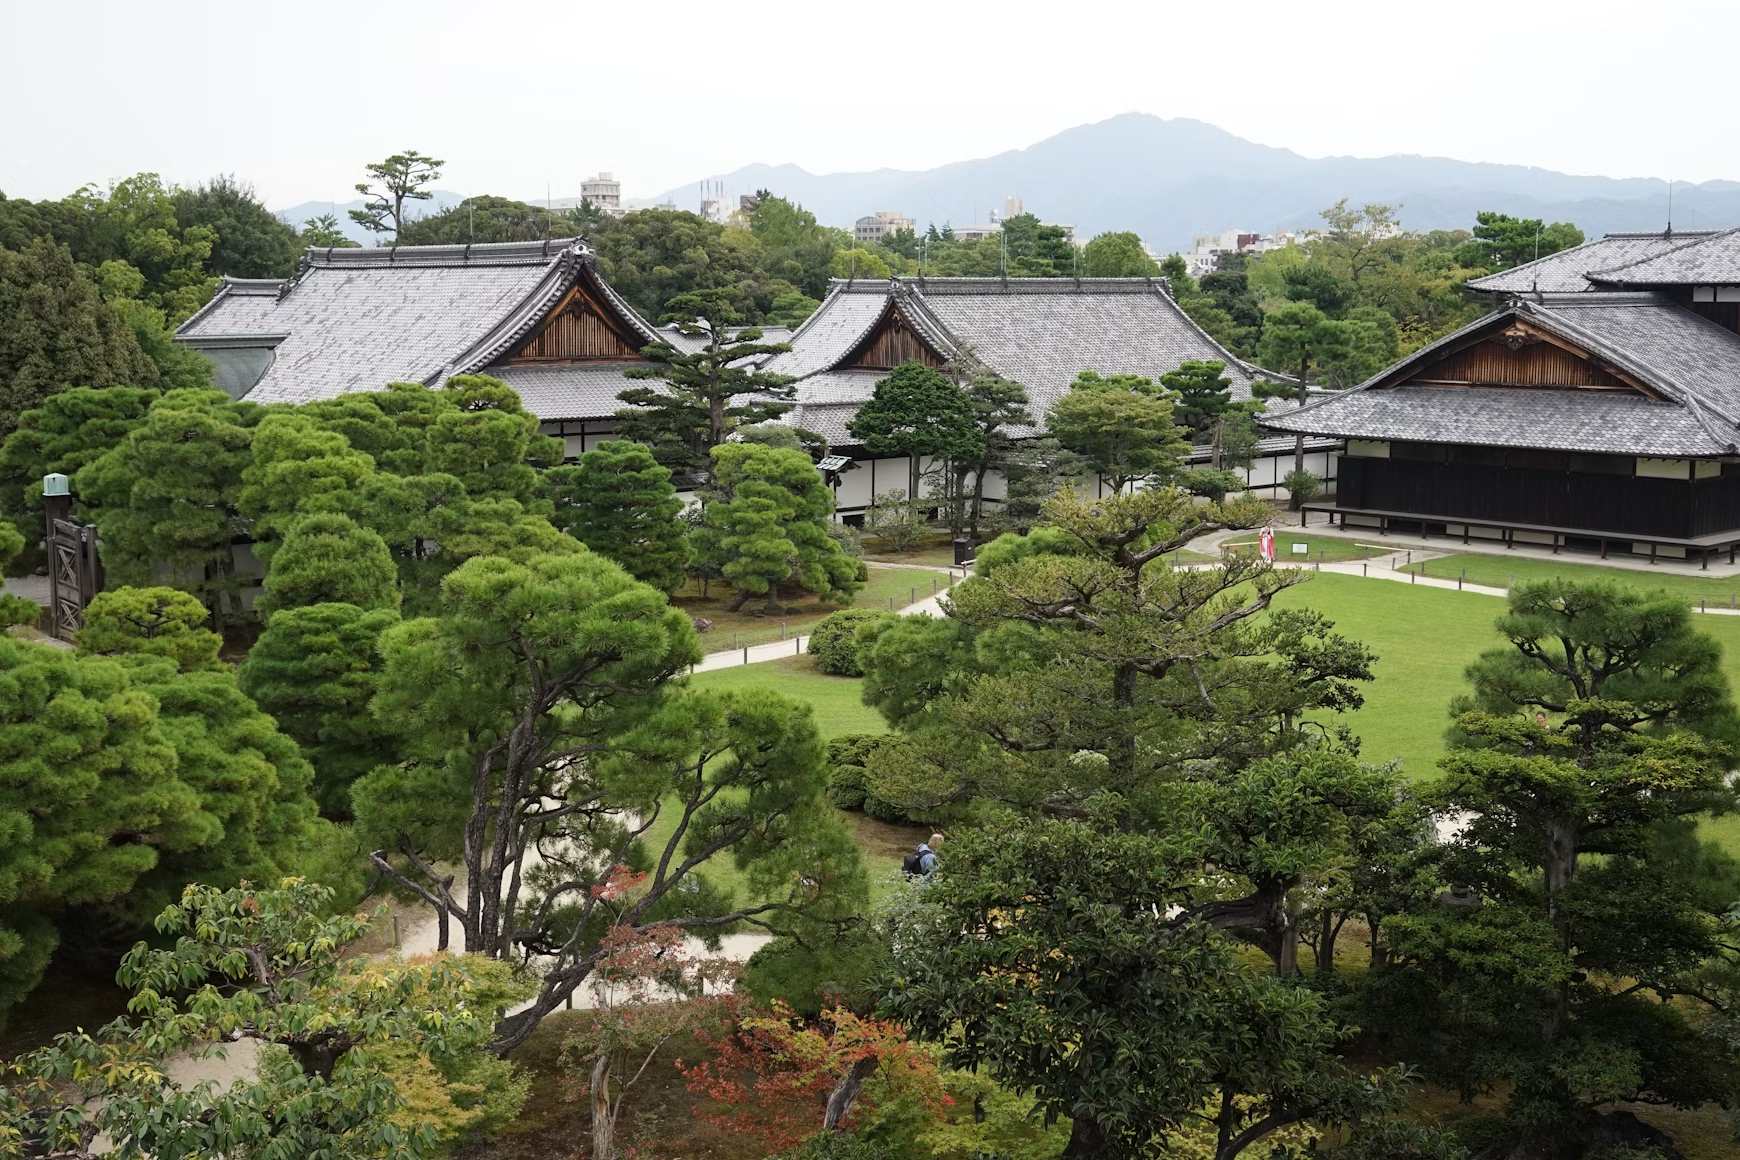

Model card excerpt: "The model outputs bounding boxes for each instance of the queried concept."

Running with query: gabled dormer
[505,264,652,363]
[837,295,951,371]
[1381,315,1660,397]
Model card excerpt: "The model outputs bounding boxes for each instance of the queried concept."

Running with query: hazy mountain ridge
[270,115,1740,249]
[648,114,1740,248]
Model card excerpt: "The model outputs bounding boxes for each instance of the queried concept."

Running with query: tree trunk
[969,461,988,542]
[1369,916,1389,971]
[822,1056,878,1132]
[1315,909,1337,976]
[1275,908,1299,977]
[1063,1115,1109,1157]
[728,588,753,612]
[1292,369,1308,477]
[287,1036,348,1080]
[1212,418,1224,470]
[591,1053,615,1160]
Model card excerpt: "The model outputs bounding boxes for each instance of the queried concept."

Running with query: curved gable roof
[175,239,663,408]
[1262,294,1740,457]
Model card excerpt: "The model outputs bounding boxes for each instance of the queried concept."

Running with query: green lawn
[662,578,1740,893]
[1406,551,1740,607]
[677,565,951,653]
[1279,574,1740,851]
[1223,533,1388,563]
[862,530,962,568]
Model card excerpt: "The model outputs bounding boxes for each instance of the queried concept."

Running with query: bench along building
[176,237,1331,513]
[1261,228,1740,567]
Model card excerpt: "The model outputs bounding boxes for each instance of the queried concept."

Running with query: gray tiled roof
[1261,293,1740,457]
[761,284,896,377]
[769,276,1261,441]
[1587,228,1740,285]
[178,239,580,405]
[1466,231,1716,294]
[1261,383,1725,456]
[486,363,650,421]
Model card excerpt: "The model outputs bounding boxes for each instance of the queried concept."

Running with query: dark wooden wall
[848,316,944,370]
[1334,456,1737,539]
[1410,337,1629,390]
[509,285,640,362]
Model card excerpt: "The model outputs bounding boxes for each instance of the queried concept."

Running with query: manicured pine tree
[76,388,258,629]
[616,289,797,477]
[1046,370,1189,492]
[0,386,158,568]
[0,639,205,1013]
[239,601,403,817]
[258,512,401,617]
[546,439,689,594]
[237,410,377,561]
[77,586,223,672]
[1386,581,1740,1154]
[702,442,862,613]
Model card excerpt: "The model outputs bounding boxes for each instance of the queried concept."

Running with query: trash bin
[953,538,972,566]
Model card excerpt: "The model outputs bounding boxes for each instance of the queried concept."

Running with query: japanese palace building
[1262,228,1740,565]
[175,236,1332,517]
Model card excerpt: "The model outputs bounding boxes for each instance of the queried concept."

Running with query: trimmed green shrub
[1283,467,1322,511]
[808,608,893,676]
[741,929,888,1019]
[825,733,887,811]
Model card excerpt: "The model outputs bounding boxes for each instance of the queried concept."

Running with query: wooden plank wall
[510,286,640,361]
[1410,338,1629,390]
[849,316,944,369]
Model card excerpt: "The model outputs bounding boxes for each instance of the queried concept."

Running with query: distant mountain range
[645,115,1740,249]
[276,114,1740,250]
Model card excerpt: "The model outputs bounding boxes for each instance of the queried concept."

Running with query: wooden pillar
[1552,533,1560,555]
[1649,542,1658,565]
[1504,527,1514,550]
[1601,538,1608,559]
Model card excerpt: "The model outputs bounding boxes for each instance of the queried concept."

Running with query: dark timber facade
[1264,229,1740,565]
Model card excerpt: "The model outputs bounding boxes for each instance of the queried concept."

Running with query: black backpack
[901,849,926,876]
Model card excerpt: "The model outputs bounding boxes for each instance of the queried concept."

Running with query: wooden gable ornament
[841,299,948,371]
[508,270,644,363]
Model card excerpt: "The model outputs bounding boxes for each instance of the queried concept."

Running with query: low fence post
[742,645,749,665]
[1361,561,1367,578]
[1458,569,1465,591]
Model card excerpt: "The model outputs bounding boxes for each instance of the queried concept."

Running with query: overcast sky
[3,0,1733,210]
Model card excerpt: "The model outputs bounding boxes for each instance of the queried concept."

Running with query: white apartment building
[854,210,916,244]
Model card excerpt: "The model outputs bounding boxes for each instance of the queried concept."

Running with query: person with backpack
[902,834,943,879]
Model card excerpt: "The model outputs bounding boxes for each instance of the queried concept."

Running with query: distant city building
[1001,194,1024,220]
[740,192,764,215]
[580,172,622,216]
[952,223,1002,242]
[854,210,916,244]
[697,179,726,223]
[1184,227,1316,277]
